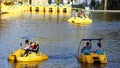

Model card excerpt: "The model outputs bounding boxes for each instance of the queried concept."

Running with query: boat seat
[96,50,104,54]
[83,50,90,55]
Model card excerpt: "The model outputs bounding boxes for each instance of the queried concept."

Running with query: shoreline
[87,10,120,12]
[72,8,120,12]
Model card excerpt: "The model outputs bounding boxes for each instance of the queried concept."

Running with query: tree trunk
[104,0,107,10]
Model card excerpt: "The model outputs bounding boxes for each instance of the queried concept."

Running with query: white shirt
[23,44,30,50]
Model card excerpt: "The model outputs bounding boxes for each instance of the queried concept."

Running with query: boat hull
[68,17,92,25]
[77,53,107,64]
[8,49,48,62]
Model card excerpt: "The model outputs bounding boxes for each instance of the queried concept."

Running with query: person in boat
[24,40,30,49]
[96,42,104,54]
[97,42,102,49]
[20,39,30,50]
[81,41,92,54]
[18,0,23,5]
[83,42,91,50]
[23,42,34,56]
[74,10,80,18]
[79,10,87,19]
[32,41,40,54]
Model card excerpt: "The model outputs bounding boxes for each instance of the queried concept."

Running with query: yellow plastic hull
[68,17,92,25]
[77,53,107,63]
[59,4,72,12]
[1,3,71,13]
[8,49,48,62]
[45,4,57,12]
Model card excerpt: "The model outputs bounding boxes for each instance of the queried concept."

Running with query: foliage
[107,0,120,10]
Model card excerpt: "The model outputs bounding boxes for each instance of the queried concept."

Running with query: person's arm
[33,46,38,51]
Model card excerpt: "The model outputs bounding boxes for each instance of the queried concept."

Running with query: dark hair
[76,9,79,12]
[97,43,102,48]
[25,40,29,43]
[86,42,89,46]
[30,42,33,45]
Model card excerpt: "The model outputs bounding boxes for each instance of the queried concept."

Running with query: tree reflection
[81,63,106,68]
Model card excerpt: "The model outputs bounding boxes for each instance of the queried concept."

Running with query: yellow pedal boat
[8,49,48,62]
[77,39,107,64]
[68,16,92,25]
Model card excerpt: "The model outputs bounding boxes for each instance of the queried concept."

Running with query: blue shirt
[83,45,91,50]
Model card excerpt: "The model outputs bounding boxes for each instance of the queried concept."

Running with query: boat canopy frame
[77,38,103,55]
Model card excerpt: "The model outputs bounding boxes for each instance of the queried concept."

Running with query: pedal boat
[8,49,48,62]
[77,39,107,64]
[68,16,92,25]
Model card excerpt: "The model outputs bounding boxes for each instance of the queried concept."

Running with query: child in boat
[23,42,34,56]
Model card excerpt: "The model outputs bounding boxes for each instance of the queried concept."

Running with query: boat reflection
[81,63,106,68]
[9,60,47,68]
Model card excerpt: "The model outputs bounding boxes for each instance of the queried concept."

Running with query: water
[0,11,120,68]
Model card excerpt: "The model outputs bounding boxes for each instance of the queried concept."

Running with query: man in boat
[21,39,30,50]
[81,41,92,54]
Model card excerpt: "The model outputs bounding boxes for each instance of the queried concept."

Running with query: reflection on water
[9,61,43,68]
[0,19,8,31]
[92,12,120,21]
[0,12,120,68]
[81,63,106,68]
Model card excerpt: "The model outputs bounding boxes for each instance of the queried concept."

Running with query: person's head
[35,41,39,44]
[86,42,89,46]
[97,43,101,48]
[25,40,29,44]
[76,9,78,12]
[30,42,34,45]
[35,41,39,46]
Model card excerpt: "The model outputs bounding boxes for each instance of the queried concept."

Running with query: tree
[107,0,120,10]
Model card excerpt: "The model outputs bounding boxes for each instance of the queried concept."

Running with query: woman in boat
[32,41,40,54]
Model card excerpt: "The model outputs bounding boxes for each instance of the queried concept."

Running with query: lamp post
[104,0,107,10]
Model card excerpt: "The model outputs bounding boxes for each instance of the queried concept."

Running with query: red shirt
[29,45,34,50]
